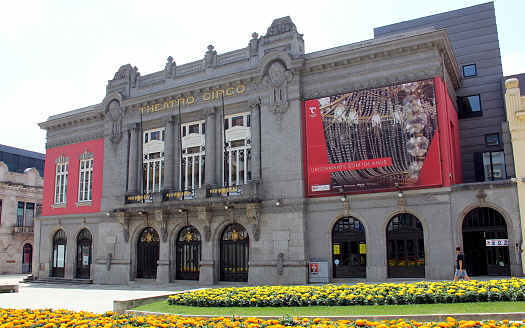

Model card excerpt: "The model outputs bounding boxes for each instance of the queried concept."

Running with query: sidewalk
[0,275,202,314]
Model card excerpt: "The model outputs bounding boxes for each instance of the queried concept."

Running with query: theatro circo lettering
[138,85,246,114]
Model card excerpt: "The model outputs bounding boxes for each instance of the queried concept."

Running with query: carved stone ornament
[155,210,168,243]
[107,100,123,144]
[165,56,175,79]
[197,208,212,242]
[246,204,260,241]
[476,189,487,207]
[203,106,215,117]
[205,45,217,68]
[264,16,297,38]
[277,253,284,275]
[398,197,407,213]
[112,64,134,81]
[342,201,350,216]
[116,212,130,243]
[248,97,261,109]
[263,61,292,132]
[131,66,140,88]
[249,32,259,57]
[106,253,112,271]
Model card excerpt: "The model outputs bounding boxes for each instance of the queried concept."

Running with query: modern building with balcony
[35,2,521,285]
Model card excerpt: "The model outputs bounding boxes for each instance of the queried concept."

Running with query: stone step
[31,277,93,285]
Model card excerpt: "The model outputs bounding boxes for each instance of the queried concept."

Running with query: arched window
[386,213,425,278]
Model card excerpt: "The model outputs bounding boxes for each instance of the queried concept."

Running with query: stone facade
[0,161,43,274]
[504,76,525,273]
[36,8,522,286]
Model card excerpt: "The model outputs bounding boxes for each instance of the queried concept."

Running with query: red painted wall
[434,77,463,185]
[41,139,104,216]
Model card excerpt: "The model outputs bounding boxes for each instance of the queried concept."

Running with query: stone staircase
[30,277,93,285]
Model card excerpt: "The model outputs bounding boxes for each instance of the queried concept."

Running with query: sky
[1,0,523,154]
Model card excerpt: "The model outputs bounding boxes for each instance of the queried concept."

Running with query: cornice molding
[45,133,105,149]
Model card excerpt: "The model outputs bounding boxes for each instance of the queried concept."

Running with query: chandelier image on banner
[318,79,437,191]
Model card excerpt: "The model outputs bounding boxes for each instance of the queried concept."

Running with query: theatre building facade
[36,6,523,285]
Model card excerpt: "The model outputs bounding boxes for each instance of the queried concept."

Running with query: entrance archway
[136,227,159,279]
[52,229,67,277]
[220,223,249,282]
[332,216,366,278]
[175,226,201,280]
[462,207,510,276]
[22,243,32,273]
[386,213,425,278]
[76,229,92,279]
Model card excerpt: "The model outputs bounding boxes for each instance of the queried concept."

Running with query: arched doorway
[76,229,92,279]
[136,227,159,279]
[386,213,425,278]
[22,243,32,273]
[220,223,249,282]
[332,216,366,278]
[175,226,201,280]
[52,229,67,277]
[462,207,510,276]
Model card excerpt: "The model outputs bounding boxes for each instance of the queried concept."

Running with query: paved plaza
[0,275,203,314]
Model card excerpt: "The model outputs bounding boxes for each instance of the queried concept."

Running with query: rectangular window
[25,202,35,227]
[17,202,24,226]
[78,158,94,202]
[463,64,477,77]
[485,133,500,147]
[55,163,68,204]
[143,128,165,194]
[458,95,482,119]
[224,112,252,187]
[474,151,506,182]
[180,120,206,194]
[462,95,482,112]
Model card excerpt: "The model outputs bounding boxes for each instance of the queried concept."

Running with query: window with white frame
[54,156,69,204]
[143,128,165,194]
[181,121,205,193]
[224,112,251,186]
[78,158,93,202]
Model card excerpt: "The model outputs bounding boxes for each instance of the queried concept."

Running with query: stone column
[249,98,262,180]
[127,123,139,194]
[204,106,217,187]
[174,114,181,191]
[163,116,175,191]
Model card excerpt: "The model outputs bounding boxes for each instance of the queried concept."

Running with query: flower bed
[168,278,525,307]
[0,309,523,328]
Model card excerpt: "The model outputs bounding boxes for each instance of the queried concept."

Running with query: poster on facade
[304,79,443,196]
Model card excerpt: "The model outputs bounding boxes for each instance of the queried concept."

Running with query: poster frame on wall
[303,78,444,198]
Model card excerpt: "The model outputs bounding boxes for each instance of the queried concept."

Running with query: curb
[123,310,525,322]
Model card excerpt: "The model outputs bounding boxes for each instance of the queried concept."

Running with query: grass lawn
[132,301,525,317]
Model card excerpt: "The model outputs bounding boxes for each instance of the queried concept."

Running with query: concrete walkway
[0,274,203,314]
